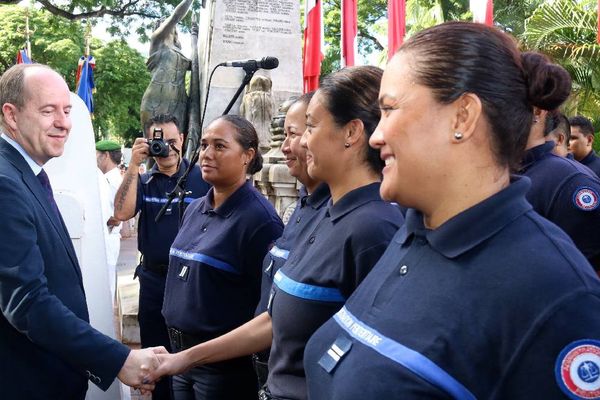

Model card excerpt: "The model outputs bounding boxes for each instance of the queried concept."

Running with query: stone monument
[197,0,303,127]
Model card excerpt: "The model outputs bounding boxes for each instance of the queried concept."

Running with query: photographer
[114,113,210,400]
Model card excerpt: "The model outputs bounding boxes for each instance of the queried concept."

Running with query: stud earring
[454,132,463,140]
[344,143,351,148]
[244,161,248,165]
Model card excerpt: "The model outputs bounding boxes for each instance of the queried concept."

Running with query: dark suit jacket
[0,137,130,399]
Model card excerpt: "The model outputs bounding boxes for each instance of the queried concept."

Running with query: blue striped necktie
[36,169,61,219]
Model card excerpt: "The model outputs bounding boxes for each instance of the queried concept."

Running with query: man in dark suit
[0,64,162,399]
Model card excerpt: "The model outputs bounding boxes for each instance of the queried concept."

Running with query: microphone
[218,57,279,70]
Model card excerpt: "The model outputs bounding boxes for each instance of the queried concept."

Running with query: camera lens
[151,142,162,154]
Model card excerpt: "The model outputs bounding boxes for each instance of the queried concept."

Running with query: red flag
[387,0,406,61]
[470,0,493,26]
[303,0,324,93]
[341,0,357,67]
[485,0,494,26]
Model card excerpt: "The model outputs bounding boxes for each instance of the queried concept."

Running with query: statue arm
[151,0,194,43]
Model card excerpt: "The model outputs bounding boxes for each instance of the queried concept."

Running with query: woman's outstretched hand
[143,348,191,383]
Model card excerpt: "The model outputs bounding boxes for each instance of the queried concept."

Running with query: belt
[167,327,205,351]
[143,262,169,275]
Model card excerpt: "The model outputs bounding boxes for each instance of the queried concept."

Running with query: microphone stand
[155,65,259,224]
[222,65,258,115]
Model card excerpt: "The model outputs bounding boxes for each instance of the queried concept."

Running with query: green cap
[95,140,121,151]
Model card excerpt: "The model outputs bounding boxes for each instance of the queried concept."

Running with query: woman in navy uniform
[304,22,600,400]
[253,92,331,386]
[255,92,329,316]
[147,66,404,400]
[161,115,283,400]
[519,53,600,271]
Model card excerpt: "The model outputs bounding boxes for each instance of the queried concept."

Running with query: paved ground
[116,232,139,280]
[115,234,151,399]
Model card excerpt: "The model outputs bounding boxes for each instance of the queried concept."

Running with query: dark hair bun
[248,151,263,175]
[521,52,571,111]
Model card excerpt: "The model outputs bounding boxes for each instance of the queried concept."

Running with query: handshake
[117,347,189,393]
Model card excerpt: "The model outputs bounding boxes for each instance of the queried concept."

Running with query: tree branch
[36,0,158,20]
[359,29,384,51]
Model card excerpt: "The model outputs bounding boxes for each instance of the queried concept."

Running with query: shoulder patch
[555,339,600,399]
[573,187,599,211]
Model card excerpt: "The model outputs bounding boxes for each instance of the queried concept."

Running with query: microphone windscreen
[261,57,279,70]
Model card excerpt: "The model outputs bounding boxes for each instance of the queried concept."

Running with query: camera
[148,127,170,157]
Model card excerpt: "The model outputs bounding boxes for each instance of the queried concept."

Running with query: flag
[341,0,357,67]
[303,0,324,93]
[16,49,32,64]
[470,0,493,26]
[76,55,96,114]
[387,0,406,60]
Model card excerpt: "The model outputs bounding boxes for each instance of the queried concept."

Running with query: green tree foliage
[0,0,199,41]
[321,0,388,74]
[494,0,543,36]
[0,5,149,144]
[93,40,150,145]
[0,6,83,76]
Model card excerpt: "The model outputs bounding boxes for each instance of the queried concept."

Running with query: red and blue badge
[573,187,599,211]
[556,339,600,399]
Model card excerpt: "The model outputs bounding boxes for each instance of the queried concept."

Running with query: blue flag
[76,55,95,114]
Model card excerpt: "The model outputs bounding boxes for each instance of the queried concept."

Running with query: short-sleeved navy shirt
[580,150,600,178]
[304,177,600,400]
[267,182,403,399]
[255,183,331,316]
[136,158,210,267]
[162,180,283,338]
[521,141,600,269]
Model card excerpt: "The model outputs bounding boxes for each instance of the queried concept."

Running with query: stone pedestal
[116,275,141,344]
[270,163,299,217]
[253,96,300,216]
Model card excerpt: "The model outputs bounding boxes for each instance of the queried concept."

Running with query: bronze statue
[140,0,193,134]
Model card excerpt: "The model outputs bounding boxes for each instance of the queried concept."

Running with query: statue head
[249,75,272,93]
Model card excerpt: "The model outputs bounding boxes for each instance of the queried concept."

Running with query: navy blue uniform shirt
[521,141,600,269]
[255,183,331,316]
[162,180,283,338]
[580,150,600,178]
[136,158,210,267]
[267,182,403,400]
[304,177,600,400]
